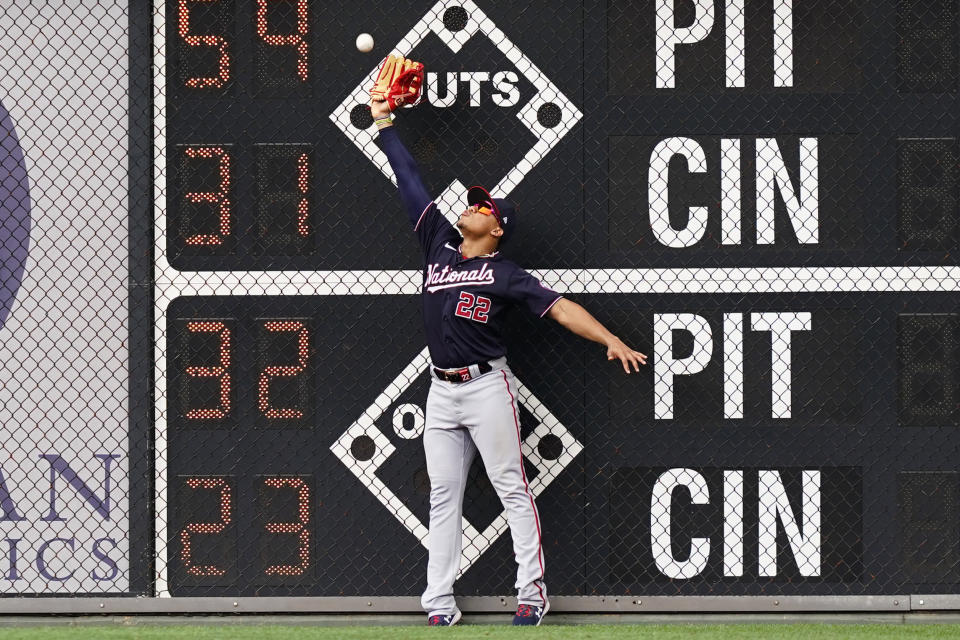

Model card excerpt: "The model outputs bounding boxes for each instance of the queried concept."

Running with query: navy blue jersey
[379,126,562,369]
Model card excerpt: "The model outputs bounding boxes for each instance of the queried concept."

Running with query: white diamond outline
[329,347,583,579]
[328,0,583,225]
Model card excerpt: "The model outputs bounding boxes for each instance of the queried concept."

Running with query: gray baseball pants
[420,358,548,617]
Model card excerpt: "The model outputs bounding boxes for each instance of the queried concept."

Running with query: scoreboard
[155,0,960,599]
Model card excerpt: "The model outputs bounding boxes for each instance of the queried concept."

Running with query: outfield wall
[0,0,959,609]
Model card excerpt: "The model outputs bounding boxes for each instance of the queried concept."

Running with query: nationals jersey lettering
[379,126,562,369]
[426,262,496,292]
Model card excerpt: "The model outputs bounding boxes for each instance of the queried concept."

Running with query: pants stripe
[501,370,546,606]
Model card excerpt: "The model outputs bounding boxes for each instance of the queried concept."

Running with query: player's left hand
[606,337,647,374]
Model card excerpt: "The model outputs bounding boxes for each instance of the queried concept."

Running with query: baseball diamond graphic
[329,0,583,221]
[0,99,30,332]
[330,347,583,578]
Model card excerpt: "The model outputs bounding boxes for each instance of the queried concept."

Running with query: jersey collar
[447,242,500,261]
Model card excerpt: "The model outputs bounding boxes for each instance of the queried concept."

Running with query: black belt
[432,361,493,383]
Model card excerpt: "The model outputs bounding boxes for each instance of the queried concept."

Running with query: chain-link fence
[152,0,960,602]
[0,0,144,596]
[0,0,958,607]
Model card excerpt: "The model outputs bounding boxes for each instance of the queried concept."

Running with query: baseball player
[369,57,647,627]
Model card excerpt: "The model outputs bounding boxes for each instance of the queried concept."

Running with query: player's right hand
[370,55,425,112]
[370,96,391,120]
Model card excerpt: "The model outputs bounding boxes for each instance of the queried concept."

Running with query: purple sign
[0,100,30,330]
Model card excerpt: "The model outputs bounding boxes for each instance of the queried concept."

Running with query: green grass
[1,625,960,640]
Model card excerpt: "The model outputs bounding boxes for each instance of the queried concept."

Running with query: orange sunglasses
[473,201,502,224]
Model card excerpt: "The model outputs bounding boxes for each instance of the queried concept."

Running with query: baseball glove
[370,55,425,111]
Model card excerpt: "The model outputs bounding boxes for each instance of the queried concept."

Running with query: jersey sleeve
[377,125,456,254]
[413,203,458,256]
[509,268,563,318]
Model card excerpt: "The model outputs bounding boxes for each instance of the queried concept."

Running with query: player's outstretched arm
[370,95,392,121]
[371,96,432,228]
[547,298,648,374]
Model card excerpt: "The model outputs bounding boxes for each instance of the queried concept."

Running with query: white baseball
[355,33,374,53]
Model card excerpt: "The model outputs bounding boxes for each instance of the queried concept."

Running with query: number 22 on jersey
[454,291,491,324]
